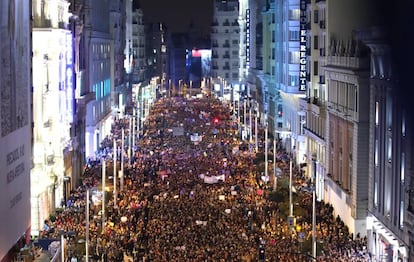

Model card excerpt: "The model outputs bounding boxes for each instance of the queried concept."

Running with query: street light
[311,153,317,261]
[287,159,295,231]
[113,138,117,207]
[85,189,90,262]
[121,128,124,191]
[101,159,106,233]
[264,121,268,180]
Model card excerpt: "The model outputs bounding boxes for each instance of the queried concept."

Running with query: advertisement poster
[0,0,31,259]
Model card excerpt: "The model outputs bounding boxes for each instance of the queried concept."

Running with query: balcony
[326,56,370,70]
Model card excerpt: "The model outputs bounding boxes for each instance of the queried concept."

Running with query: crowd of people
[42,95,372,261]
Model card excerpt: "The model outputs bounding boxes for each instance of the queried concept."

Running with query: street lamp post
[249,100,253,154]
[128,117,132,164]
[264,122,268,180]
[61,234,65,262]
[289,159,293,217]
[113,138,117,207]
[244,97,247,139]
[312,154,317,261]
[132,108,136,156]
[101,160,106,232]
[121,128,124,191]
[273,138,276,191]
[287,159,295,232]
[85,189,90,262]
[255,104,258,152]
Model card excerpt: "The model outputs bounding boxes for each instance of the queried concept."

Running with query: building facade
[211,0,240,96]
[358,27,411,261]
[0,1,32,260]
[31,0,74,235]
[81,0,114,159]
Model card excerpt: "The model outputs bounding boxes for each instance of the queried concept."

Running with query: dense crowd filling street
[41,96,372,261]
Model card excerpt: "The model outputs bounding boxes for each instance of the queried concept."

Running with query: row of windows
[92,43,111,55]
[93,78,111,100]
[327,80,357,112]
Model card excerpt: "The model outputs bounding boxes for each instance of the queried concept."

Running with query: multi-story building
[131,5,146,84]
[358,27,411,261]
[110,0,126,88]
[110,0,129,113]
[259,0,280,132]
[169,33,189,92]
[0,1,32,261]
[31,0,75,235]
[145,22,169,91]
[211,0,240,96]
[274,0,306,158]
[301,0,385,237]
[77,0,114,159]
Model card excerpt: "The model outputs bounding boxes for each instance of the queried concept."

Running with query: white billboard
[0,0,32,259]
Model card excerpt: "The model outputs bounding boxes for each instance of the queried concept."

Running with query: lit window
[400,201,404,228]
[374,139,378,166]
[401,152,405,182]
[387,137,392,162]
[402,111,406,136]
[375,101,379,125]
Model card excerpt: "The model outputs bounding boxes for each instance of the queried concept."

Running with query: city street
[40,95,370,261]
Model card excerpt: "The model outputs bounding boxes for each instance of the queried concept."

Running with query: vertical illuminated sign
[299,0,307,91]
[246,9,250,68]
[66,32,74,123]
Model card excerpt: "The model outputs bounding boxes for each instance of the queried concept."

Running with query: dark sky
[136,0,213,35]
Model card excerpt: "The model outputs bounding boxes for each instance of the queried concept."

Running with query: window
[375,101,379,125]
[314,10,319,23]
[313,35,319,49]
[289,51,300,64]
[313,61,318,75]
[387,137,392,162]
[289,30,299,41]
[386,96,392,130]
[289,75,299,86]
[289,9,300,20]
[401,152,405,182]
[402,111,406,136]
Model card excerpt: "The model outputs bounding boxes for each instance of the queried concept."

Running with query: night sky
[136,0,213,35]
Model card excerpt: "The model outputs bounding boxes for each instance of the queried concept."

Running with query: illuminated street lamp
[121,128,124,191]
[113,138,117,207]
[312,153,317,261]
